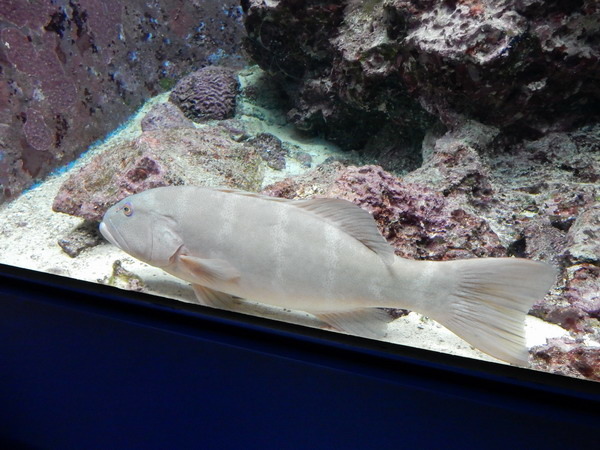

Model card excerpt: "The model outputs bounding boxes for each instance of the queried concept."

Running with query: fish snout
[99,221,121,249]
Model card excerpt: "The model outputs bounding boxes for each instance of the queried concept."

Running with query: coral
[99,260,146,292]
[169,66,239,122]
[52,126,265,222]
[140,102,194,132]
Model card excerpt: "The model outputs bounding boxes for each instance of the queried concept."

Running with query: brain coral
[169,66,239,121]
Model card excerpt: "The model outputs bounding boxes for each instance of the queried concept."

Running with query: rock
[99,260,146,292]
[563,203,600,264]
[531,338,600,381]
[262,160,348,199]
[57,221,104,258]
[52,126,265,222]
[248,133,288,170]
[564,264,600,319]
[511,218,567,265]
[0,1,246,202]
[405,129,495,206]
[169,66,239,122]
[242,0,599,150]
[242,0,434,150]
[326,165,506,260]
[140,102,195,132]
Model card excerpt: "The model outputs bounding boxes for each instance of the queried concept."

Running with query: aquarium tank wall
[0,0,599,384]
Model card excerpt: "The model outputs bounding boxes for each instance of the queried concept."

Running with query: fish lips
[99,220,123,250]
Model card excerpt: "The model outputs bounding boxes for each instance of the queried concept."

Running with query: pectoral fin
[315,308,395,339]
[192,284,238,310]
[179,254,240,285]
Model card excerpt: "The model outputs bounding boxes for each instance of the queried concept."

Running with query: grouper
[99,186,556,365]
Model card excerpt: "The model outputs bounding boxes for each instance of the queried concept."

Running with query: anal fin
[315,308,394,339]
[192,284,238,310]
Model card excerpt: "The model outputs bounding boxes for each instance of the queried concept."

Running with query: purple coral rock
[325,165,505,260]
[169,66,239,122]
[531,338,600,381]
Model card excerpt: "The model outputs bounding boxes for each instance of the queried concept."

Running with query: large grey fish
[99,186,556,365]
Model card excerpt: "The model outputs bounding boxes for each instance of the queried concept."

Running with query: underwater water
[1,1,599,382]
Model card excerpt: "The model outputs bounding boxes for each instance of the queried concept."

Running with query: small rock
[564,264,600,319]
[248,133,288,170]
[58,221,104,257]
[563,203,600,264]
[140,102,195,131]
[99,260,146,291]
[294,151,312,168]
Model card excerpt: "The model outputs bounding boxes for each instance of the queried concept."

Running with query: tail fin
[433,258,556,365]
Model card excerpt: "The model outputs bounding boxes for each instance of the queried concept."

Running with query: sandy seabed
[0,68,567,366]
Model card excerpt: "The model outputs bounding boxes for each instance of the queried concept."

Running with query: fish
[99,185,556,365]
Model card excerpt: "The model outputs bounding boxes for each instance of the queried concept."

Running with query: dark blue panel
[0,264,598,449]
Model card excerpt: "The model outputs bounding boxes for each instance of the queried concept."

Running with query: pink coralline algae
[169,66,239,122]
[325,165,505,260]
[531,338,600,382]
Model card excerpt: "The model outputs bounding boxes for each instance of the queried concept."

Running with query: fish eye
[120,202,133,217]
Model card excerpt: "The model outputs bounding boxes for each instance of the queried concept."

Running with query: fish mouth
[99,221,122,249]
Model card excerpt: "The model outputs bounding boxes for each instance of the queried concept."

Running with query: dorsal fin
[215,188,395,266]
[293,198,395,266]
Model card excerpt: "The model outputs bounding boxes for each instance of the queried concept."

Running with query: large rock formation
[242,0,600,149]
[0,0,246,202]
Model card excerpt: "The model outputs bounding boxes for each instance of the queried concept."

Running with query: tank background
[0,0,246,203]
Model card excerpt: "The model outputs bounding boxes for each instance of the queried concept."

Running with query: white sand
[0,66,567,366]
